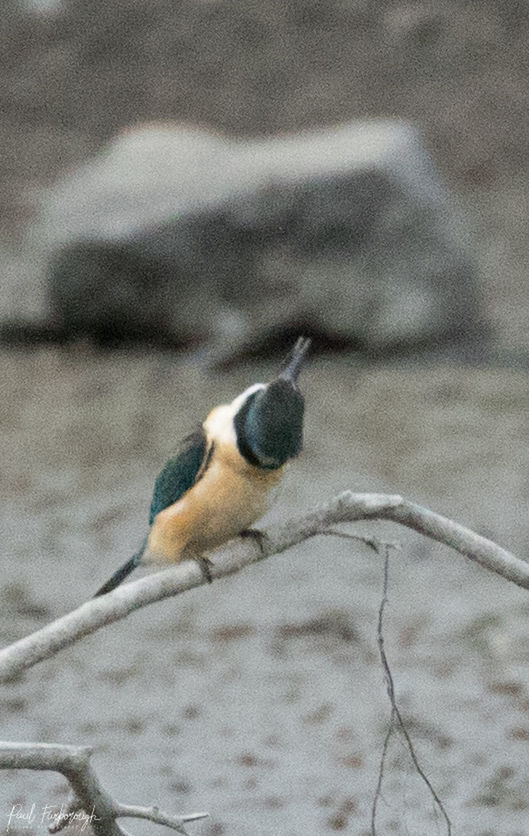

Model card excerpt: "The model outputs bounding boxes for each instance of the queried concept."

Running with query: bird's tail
[93,537,147,597]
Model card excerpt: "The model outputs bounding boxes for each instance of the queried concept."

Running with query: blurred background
[2,1,529,834]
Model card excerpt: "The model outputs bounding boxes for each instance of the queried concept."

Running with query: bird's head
[232,337,311,469]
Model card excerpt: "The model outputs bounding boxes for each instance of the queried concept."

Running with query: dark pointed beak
[279,336,311,384]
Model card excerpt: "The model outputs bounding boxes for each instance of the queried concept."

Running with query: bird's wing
[149,426,213,525]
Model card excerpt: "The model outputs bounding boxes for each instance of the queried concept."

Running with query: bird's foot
[197,556,214,584]
[239,528,271,556]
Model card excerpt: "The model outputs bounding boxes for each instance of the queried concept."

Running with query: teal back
[149,427,209,524]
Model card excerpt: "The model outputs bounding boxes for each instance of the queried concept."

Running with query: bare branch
[0,741,123,836]
[0,742,207,836]
[0,491,527,682]
[114,805,208,832]
[48,796,85,834]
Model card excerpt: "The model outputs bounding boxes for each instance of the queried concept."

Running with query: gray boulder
[35,119,479,355]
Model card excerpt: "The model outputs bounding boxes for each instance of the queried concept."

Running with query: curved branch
[0,742,207,836]
[0,491,527,683]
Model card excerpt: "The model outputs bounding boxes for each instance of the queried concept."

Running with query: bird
[94,336,311,596]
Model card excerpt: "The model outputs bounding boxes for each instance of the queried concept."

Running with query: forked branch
[0,742,207,836]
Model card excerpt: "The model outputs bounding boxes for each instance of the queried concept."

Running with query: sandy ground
[0,349,529,835]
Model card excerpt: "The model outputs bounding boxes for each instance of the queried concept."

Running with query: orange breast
[145,440,283,564]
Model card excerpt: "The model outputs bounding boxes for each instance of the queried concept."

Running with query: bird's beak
[279,336,311,384]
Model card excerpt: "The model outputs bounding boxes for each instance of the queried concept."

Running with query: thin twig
[114,804,209,833]
[0,491,527,682]
[371,707,396,834]
[316,526,402,553]
[372,548,452,835]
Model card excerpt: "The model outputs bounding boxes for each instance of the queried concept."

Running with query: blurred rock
[36,119,480,357]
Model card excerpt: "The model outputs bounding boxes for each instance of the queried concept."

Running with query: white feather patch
[203,383,266,447]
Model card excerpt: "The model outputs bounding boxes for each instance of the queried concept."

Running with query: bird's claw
[239,528,271,556]
[197,556,214,584]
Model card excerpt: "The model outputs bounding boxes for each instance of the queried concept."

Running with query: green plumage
[149,426,209,524]
[95,427,210,596]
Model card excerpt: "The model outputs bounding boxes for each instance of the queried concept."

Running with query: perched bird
[94,337,311,596]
